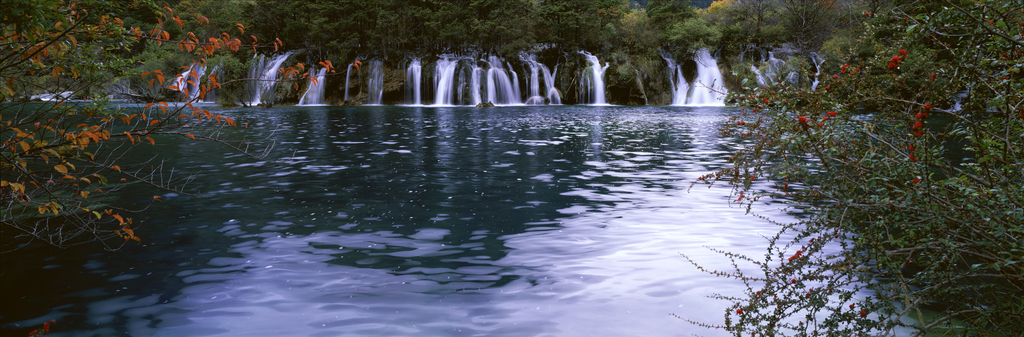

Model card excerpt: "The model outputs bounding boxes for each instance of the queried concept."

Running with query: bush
[688,1,1024,335]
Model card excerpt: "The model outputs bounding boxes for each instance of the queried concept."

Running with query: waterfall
[406,58,422,105]
[579,51,609,105]
[672,68,690,105]
[810,52,826,90]
[754,52,788,87]
[688,49,727,106]
[521,53,560,105]
[297,67,328,105]
[344,63,354,102]
[662,53,690,105]
[202,65,221,103]
[433,57,460,106]
[470,63,483,106]
[174,63,205,102]
[248,51,293,106]
[527,56,541,104]
[548,64,560,104]
[366,60,384,105]
[483,56,521,105]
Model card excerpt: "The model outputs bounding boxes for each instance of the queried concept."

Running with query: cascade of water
[688,49,727,106]
[509,62,521,103]
[344,63,354,102]
[527,57,541,104]
[406,58,422,105]
[366,60,384,105]
[521,54,560,104]
[755,52,789,87]
[203,65,221,103]
[579,51,609,105]
[547,64,560,104]
[297,67,328,105]
[174,63,206,102]
[248,52,293,106]
[752,65,767,87]
[470,63,483,106]
[672,68,690,105]
[661,52,690,105]
[457,66,468,105]
[810,52,826,90]
[433,57,460,106]
[483,56,521,105]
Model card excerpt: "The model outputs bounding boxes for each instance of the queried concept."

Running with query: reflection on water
[1,105,795,336]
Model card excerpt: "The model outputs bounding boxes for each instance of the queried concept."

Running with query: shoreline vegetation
[3,0,1021,336]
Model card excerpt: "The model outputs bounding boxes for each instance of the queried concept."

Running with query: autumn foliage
[1,1,323,250]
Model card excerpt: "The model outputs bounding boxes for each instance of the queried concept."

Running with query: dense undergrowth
[686,0,1023,335]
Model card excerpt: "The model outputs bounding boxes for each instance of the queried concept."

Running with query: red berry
[737,309,744,314]
[860,310,868,318]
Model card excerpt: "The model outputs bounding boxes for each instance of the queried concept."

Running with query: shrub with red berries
[690,1,1024,336]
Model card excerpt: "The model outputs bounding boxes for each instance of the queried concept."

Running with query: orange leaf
[111,165,121,172]
[149,120,160,126]
[186,134,195,140]
[147,136,155,145]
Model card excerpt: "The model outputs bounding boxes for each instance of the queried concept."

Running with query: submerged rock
[475,101,495,107]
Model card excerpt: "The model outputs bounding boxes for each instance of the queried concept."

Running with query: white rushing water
[484,56,522,105]
[687,49,727,106]
[344,62,355,102]
[433,57,461,106]
[521,53,561,105]
[297,67,328,106]
[810,52,826,90]
[174,63,205,102]
[366,60,384,105]
[248,52,294,106]
[665,49,727,106]
[405,58,422,105]
[579,51,609,105]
